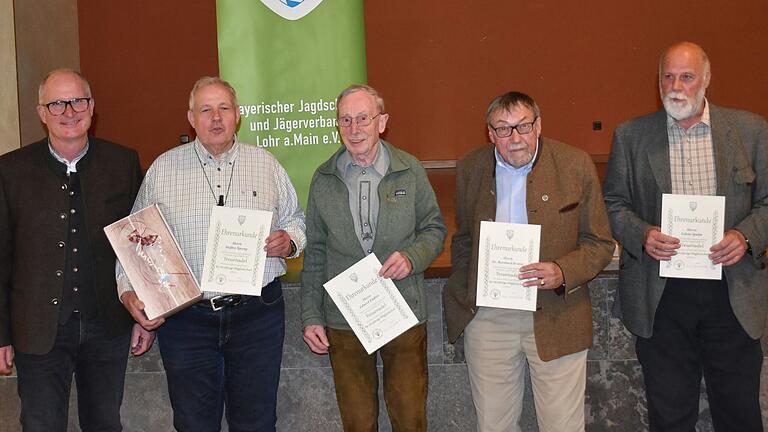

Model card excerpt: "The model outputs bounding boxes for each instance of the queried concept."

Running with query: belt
[196,295,247,311]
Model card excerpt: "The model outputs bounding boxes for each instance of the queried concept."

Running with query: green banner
[216,0,367,208]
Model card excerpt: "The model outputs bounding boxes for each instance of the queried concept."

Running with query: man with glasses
[0,68,153,431]
[604,42,767,431]
[301,84,446,431]
[444,91,614,432]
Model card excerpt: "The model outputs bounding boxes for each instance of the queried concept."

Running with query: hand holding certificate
[660,194,725,280]
[324,254,418,354]
[201,207,272,295]
[476,221,541,311]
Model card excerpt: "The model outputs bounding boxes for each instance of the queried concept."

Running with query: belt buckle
[209,295,226,311]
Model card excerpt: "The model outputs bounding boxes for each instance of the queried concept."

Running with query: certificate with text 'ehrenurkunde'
[660,194,725,280]
[324,254,418,354]
[476,221,541,311]
[201,206,272,295]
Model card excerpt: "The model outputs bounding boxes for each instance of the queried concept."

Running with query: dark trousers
[157,279,285,432]
[327,323,428,432]
[14,312,130,432]
[636,278,763,432]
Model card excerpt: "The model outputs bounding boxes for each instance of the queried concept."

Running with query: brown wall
[77,1,768,168]
[1,0,20,155]
[77,1,219,168]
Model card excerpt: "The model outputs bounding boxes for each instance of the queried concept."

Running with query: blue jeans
[14,312,131,432]
[157,279,285,432]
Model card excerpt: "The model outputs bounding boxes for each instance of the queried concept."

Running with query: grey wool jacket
[301,140,447,330]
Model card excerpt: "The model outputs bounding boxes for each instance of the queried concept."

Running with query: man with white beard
[603,41,768,431]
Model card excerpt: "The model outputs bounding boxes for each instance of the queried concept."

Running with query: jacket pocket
[733,166,755,185]
[559,202,580,213]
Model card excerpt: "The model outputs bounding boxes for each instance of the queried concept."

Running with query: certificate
[476,221,541,311]
[201,206,272,295]
[105,205,202,320]
[660,194,725,280]
[324,254,418,354]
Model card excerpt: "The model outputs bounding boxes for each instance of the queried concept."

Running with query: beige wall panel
[0,0,20,155]
[14,0,79,145]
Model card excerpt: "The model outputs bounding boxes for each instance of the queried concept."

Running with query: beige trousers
[464,307,587,432]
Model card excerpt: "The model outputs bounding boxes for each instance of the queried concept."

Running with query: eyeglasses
[489,117,538,138]
[338,113,381,128]
[42,98,91,116]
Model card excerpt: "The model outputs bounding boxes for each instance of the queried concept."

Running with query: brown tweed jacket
[444,139,614,361]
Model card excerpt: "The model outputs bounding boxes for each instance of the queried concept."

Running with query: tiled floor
[1,276,766,431]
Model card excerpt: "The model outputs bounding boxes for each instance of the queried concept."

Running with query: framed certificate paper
[105,204,202,320]
[476,221,541,311]
[324,254,418,354]
[201,206,272,295]
[660,193,725,280]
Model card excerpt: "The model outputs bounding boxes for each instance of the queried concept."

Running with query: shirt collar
[667,98,711,130]
[194,136,240,165]
[494,139,538,176]
[48,139,89,174]
[337,140,390,176]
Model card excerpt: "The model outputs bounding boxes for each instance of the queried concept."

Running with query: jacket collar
[489,138,545,178]
[39,137,95,176]
[318,139,409,177]
[709,105,736,195]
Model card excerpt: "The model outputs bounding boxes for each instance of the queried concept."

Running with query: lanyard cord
[193,146,236,206]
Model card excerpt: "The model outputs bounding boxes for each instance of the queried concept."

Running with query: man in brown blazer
[0,69,153,431]
[444,91,614,432]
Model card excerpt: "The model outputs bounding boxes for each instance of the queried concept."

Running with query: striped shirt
[667,100,716,195]
[117,138,306,299]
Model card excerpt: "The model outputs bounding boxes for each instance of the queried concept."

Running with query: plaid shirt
[117,138,306,299]
[667,100,716,195]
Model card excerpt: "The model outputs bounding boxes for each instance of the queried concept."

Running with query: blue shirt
[494,142,538,224]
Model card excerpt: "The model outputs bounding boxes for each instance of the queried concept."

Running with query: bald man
[604,42,768,430]
[0,69,152,431]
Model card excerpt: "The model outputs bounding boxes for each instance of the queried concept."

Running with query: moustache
[664,92,688,103]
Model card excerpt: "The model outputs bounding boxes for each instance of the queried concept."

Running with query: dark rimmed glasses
[490,116,538,138]
[42,97,91,116]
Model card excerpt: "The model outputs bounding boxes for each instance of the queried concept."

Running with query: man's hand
[129,323,156,356]
[644,227,680,261]
[303,325,329,355]
[709,229,748,266]
[120,291,165,331]
[265,230,292,257]
[0,345,13,375]
[519,262,564,289]
[379,251,413,281]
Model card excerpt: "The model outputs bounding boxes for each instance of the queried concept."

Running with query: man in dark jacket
[0,69,153,431]
[604,42,767,431]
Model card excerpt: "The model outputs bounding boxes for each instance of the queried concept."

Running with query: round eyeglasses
[42,98,91,116]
